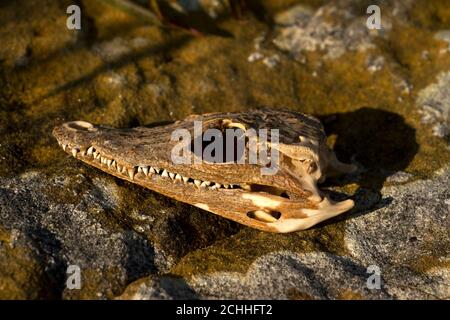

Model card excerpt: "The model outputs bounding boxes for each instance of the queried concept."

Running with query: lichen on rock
[417,71,450,139]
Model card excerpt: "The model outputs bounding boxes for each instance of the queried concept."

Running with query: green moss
[286,288,315,300]
[0,227,58,299]
[409,255,450,274]
[410,0,450,30]
[171,221,348,277]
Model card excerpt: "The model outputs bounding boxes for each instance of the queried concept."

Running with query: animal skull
[53,109,356,233]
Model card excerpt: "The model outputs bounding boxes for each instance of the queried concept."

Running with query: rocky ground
[0,0,449,299]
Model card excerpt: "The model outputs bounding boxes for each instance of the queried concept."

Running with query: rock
[417,71,450,139]
[435,30,450,52]
[248,52,264,63]
[344,167,450,299]
[272,1,382,60]
[273,4,313,26]
[120,168,450,299]
[0,171,155,298]
[0,169,239,298]
[93,37,151,62]
[385,171,414,184]
[366,56,385,73]
[262,54,280,68]
[120,251,388,299]
[117,275,198,300]
[0,226,57,299]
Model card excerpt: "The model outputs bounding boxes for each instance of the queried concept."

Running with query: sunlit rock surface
[0,0,449,299]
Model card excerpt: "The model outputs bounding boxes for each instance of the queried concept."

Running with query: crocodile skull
[53,109,356,233]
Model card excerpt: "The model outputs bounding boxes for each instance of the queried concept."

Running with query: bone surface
[53,109,356,233]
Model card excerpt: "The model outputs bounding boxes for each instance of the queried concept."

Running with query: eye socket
[247,210,281,223]
[190,127,247,163]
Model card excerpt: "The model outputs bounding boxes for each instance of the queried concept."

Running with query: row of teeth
[60,144,250,191]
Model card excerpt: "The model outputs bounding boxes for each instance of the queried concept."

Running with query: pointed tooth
[154,167,161,174]
[241,183,251,190]
[87,146,94,156]
[137,167,143,174]
[201,181,210,187]
[117,164,122,172]
[81,150,86,156]
[72,148,78,157]
[182,176,189,183]
[169,172,175,179]
[150,167,156,174]
[161,169,169,178]
[223,184,229,189]
[107,159,112,167]
[122,166,128,174]
[128,168,135,180]
[62,144,67,151]
[194,179,201,187]
[142,167,149,176]
[214,183,221,188]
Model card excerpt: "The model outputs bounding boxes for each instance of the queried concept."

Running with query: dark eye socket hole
[247,210,281,222]
[190,128,247,163]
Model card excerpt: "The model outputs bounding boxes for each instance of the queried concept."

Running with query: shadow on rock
[123,231,158,283]
[119,274,199,299]
[24,226,68,298]
[319,107,418,220]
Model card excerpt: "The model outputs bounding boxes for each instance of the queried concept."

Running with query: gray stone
[272,1,379,60]
[344,167,450,299]
[0,169,239,298]
[435,30,450,52]
[417,71,450,138]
